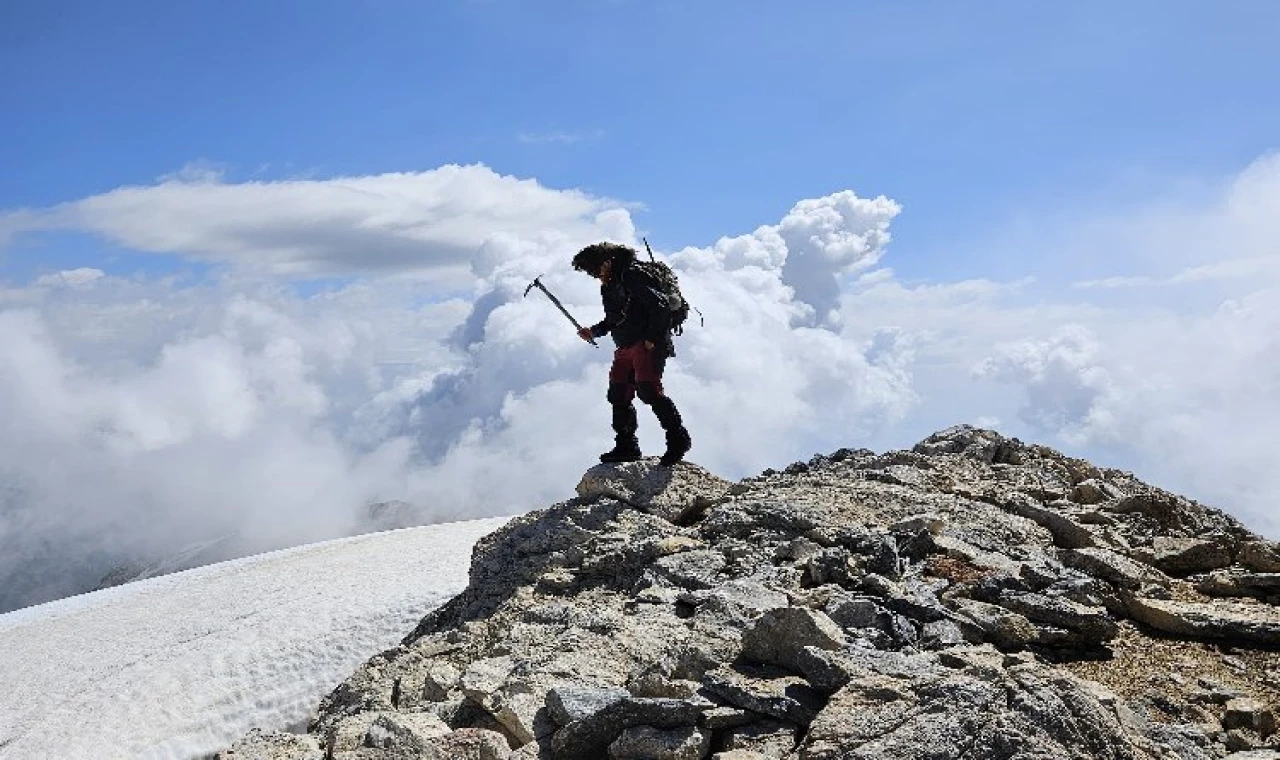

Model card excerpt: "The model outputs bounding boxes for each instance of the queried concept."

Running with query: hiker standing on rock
[573,242,692,466]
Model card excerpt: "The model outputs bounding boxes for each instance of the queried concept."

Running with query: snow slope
[0,516,511,760]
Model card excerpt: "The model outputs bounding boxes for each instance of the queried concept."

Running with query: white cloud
[816,153,1280,537]
[1073,275,1155,289]
[0,164,627,280]
[34,268,105,287]
[964,154,1280,536]
[777,191,901,326]
[517,129,606,144]
[1075,257,1274,289]
[668,190,901,328]
[392,188,918,488]
[4,154,1280,614]
[971,288,1280,537]
[0,290,450,612]
[156,159,228,184]
[973,326,1117,444]
[0,180,920,613]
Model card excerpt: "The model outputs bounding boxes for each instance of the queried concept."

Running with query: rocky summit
[219,426,1280,760]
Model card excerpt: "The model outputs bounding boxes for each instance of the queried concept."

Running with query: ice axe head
[521,273,597,346]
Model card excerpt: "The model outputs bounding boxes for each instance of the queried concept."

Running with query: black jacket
[588,259,671,352]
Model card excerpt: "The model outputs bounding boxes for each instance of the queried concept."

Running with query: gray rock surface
[610,724,710,759]
[1124,595,1280,645]
[217,728,323,760]
[220,426,1280,760]
[1148,536,1235,576]
[576,460,734,524]
[1240,541,1280,573]
[740,608,845,672]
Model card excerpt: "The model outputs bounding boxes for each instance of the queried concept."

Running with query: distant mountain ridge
[219,425,1280,759]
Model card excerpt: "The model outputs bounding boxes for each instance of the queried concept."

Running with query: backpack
[630,238,703,336]
[629,258,692,335]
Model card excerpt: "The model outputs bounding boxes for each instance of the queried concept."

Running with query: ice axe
[524,275,598,346]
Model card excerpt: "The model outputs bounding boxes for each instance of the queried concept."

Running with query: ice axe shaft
[524,276,598,346]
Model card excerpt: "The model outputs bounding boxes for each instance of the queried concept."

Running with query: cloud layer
[2,155,1279,611]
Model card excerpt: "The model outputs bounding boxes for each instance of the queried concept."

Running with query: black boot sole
[658,441,691,467]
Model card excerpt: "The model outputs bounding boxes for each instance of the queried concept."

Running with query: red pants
[608,342,665,401]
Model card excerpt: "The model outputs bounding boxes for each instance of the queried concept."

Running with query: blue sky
[4,0,1279,283]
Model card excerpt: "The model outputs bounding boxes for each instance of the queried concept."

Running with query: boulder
[1196,570,1280,599]
[717,719,799,758]
[911,425,1025,464]
[550,698,703,760]
[323,712,380,756]
[1070,479,1122,505]
[1059,546,1164,590]
[1239,541,1280,573]
[653,549,727,590]
[929,534,1020,572]
[1223,698,1277,737]
[947,598,1041,649]
[799,666,1140,760]
[700,706,755,729]
[1147,536,1234,575]
[740,608,845,671]
[1224,732,1269,752]
[888,513,945,537]
[577,461,732,523]
[215,728,322,760]
[458,656,553,745]
[702,665,825,725]
[996,591,1119,646]
[824,596,879,629]
[1124,596,1280,645]
[1001,495,1105,550]
[366,711,452,749]
[609,725,710,759]
[547,686,630,726]
[372,725,510,760]
[692,579,790,616]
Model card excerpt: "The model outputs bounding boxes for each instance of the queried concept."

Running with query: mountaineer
[572,242,692,466]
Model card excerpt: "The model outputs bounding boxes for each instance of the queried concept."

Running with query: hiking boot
[600,442,642,463]
[659,429,691,467]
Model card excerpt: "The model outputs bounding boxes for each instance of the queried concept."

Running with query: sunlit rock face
[222,427,1280,760]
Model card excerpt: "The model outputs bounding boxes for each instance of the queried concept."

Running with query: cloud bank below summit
[0,165,913,612]
[2,157,1279,611]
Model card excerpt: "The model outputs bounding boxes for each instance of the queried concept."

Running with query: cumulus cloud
[967,154,1280,535]
[974,326,1117,444]
[394,188,918,483]
[1061,153,1280,281]
[0,283,460,612]
[817,154,1280,537]
[666,190,900,329]
[972,291,1280,537]
[777,191,901,326]
[0,177,919,612]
